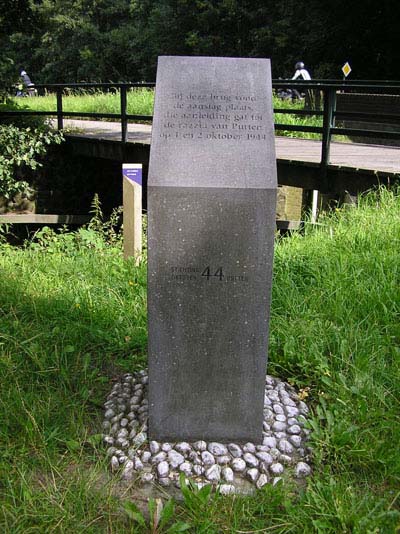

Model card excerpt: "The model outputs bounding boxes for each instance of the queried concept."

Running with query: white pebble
[222,467,234,483]
[228,443,242,457]
[263,409,274,421]
[267,390,280,401]
[168,450,185,468]
[188,451,201,464]
[132,432,147,447]
[201,451,215,466]
[287,418,299,426]
[256,473,269,489]
[129,429,138,439]
[193,440,207,451]
[231,458,246,473]
[298,401,309,414]
[141,472,154,483]
[111,414,122,424]
[275,414,287,423]
[256,451,273,465]
[157,461,169,478]
[243,442,256,453]
[158,477,170,487]
[278,439,294,454]
[149,441,160,454]
[103,436,114,446]
[141,451,152,463]
[117,428,129,439]
[152,452,167,464]
[272,422,287,432]
[205,464,221,482]
[270,448,280,458]
[134,457,144,471]
[262,436,277,448]
[121,460,134,480]
[285,406,300,418]
[243,453,259,468]
[193,465,204,476]
[111,456,119,471]
[107,447,117,457]
[282,397,296,407]
[105,409,115,420]
[273,404,284,415]
[270,463,284,475]
[175,442,192,455]
[288,425,301,435]
[179,462,192,476]
[111,423,119,434]
[273,477,283,486]
[289,435,302,448]
[208,442,228,456]
[120,418,129,427]
[295,462,311,478]
[247,468,259,482]
[162,443,173,452]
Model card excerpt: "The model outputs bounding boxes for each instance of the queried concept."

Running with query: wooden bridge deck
[64,119,400,175]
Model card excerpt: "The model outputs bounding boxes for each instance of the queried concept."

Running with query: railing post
[120,85,127,142]
[56,87,63,130]
[321,87,337,172]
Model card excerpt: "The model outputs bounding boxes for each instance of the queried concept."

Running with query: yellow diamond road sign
[342,62,352,77]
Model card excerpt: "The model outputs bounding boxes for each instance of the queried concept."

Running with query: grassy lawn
[3,89,323,139]
[0,188,399,532]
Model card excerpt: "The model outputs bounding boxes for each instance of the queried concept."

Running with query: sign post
[122,163,142,262]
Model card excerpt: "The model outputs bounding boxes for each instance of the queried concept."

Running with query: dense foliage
[2,0,399,85]
[0,124,64,199]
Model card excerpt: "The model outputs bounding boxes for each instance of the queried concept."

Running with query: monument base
[102,369,312,494]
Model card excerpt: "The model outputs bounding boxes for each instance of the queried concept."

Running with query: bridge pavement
[63,119,400,175]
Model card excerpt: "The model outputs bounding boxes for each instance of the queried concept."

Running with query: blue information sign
[123,164,142,186]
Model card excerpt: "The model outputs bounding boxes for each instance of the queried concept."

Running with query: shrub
[0,124,64,200]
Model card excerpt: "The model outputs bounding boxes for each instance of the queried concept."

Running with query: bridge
[1,80,400,216]
[63,117,400,195]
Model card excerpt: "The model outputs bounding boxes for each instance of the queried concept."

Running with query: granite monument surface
[147,56,277,442]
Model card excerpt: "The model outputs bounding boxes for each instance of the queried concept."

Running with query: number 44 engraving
[201,266,224,281]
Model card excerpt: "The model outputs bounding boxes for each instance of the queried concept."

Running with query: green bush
[0,124,64,199]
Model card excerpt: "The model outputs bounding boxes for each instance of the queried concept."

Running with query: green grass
[6,88,155,117]
[0,188,399,532]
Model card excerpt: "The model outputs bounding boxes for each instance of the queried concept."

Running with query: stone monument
[147,56,277,443]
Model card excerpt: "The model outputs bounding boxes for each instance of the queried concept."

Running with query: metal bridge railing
[2,80,400,175]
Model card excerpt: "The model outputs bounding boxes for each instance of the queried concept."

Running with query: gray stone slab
[147,56,277,443]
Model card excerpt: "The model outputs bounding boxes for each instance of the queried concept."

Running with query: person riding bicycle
[16,69,36,96]
[292,61,311,81]
[291,61,312,103]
